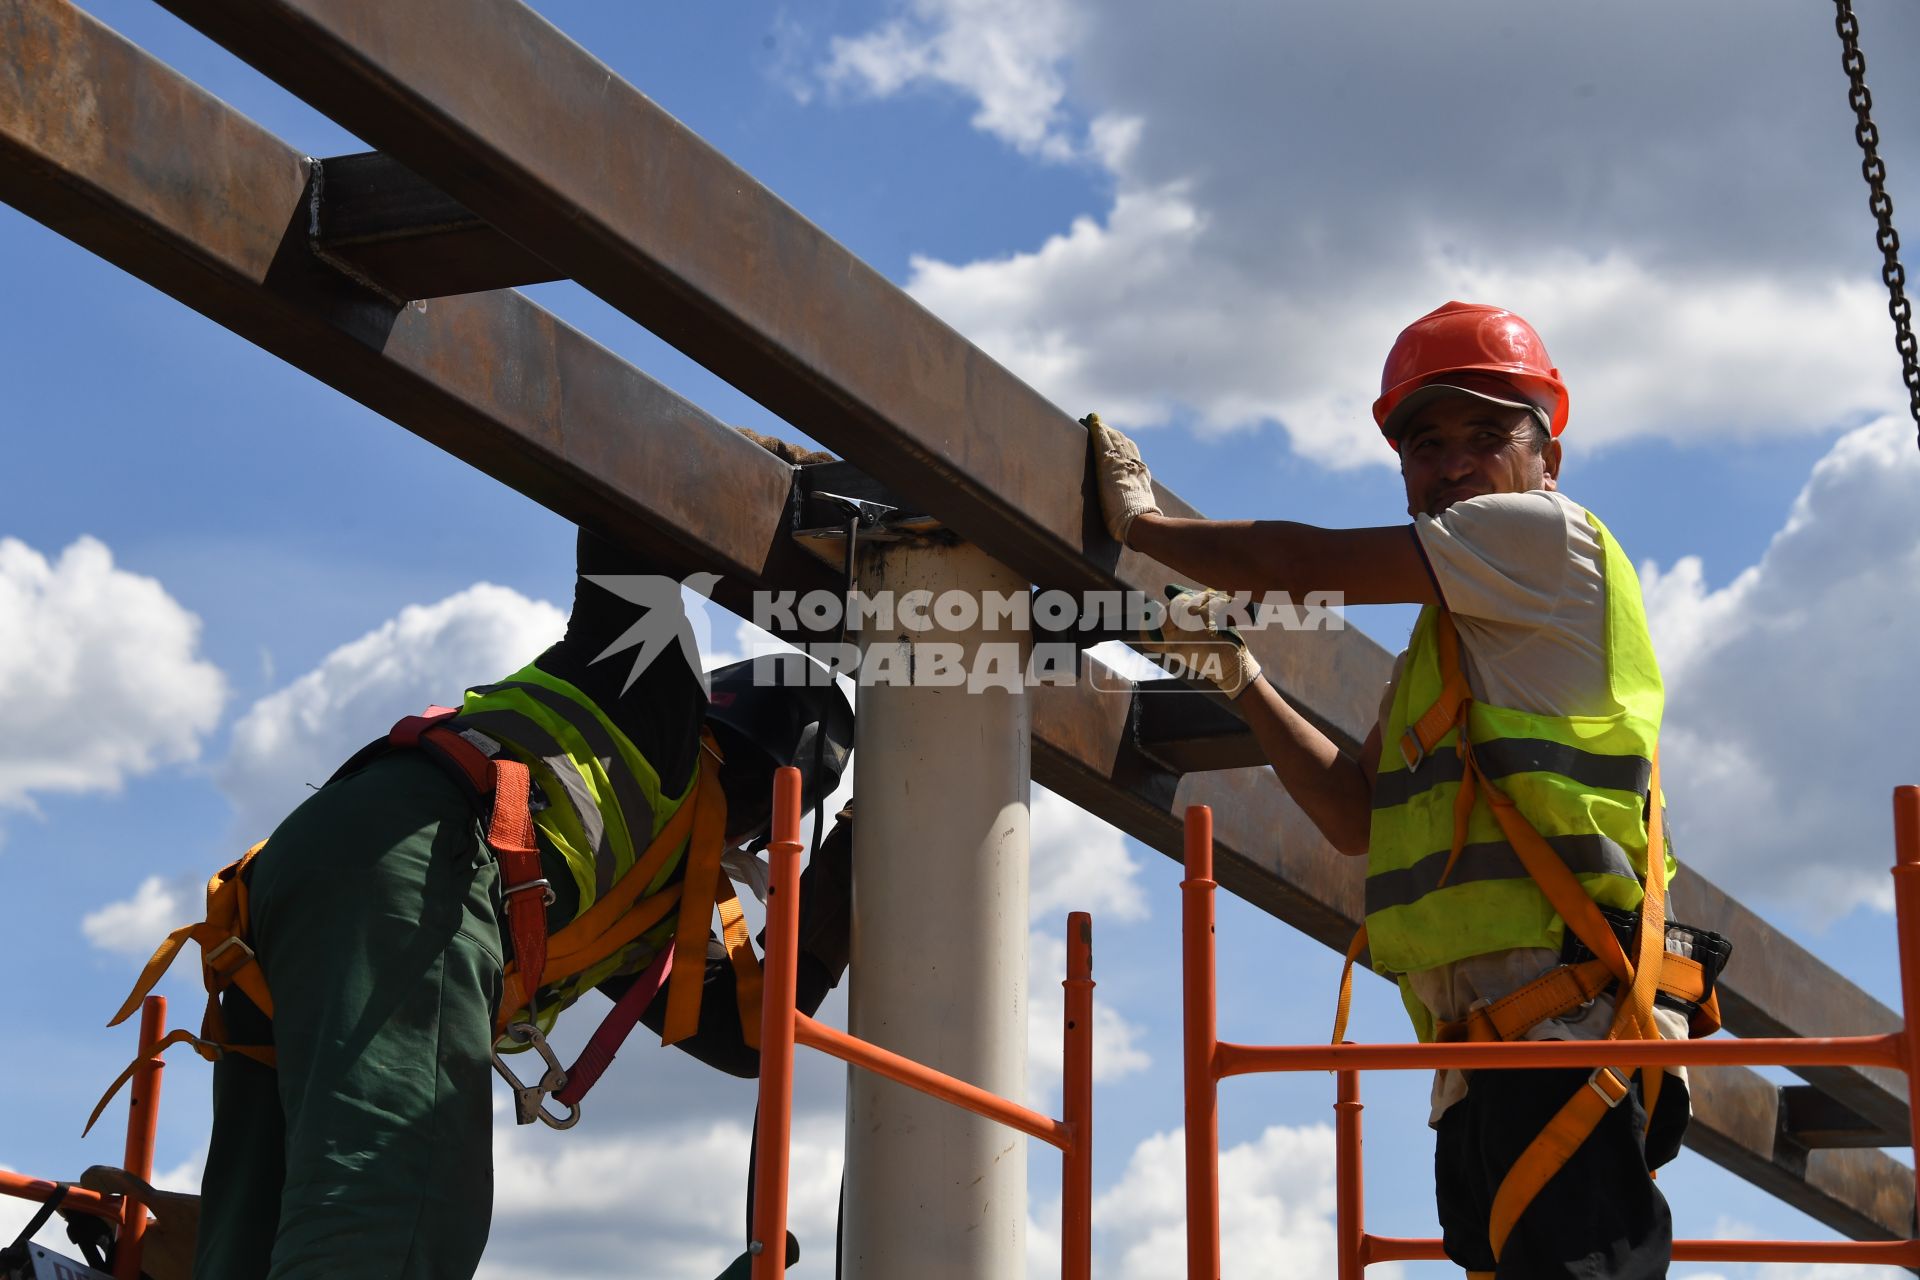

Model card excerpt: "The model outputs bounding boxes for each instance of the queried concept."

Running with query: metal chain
[1832,0,1920,448]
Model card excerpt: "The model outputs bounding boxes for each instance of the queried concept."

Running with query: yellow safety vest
[1364,508,1677,1039]
[458,665,758,1042]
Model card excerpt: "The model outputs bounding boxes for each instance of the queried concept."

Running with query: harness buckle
[492,1021,581,1130]
[1399,728,1427,772]
[1585,1065,1632,1109]
[204,934,256,978]
[503,876,558,908]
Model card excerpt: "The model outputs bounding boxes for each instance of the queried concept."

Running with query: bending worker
[111,526,854,1280]
[1089,301,1724,1279]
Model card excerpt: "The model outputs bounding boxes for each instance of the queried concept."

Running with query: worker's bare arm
[1235,677,1375,856]
[1127,515,1440,606]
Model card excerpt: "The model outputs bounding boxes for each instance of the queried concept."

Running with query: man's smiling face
[1396,384,1562,517]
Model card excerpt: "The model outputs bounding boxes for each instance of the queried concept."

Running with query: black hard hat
[703,657,854,839]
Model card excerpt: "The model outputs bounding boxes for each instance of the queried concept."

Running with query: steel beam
[0,0,833,625]
[147,0,1391,754]
[2,0,1911,1241]
[310,151,561,300]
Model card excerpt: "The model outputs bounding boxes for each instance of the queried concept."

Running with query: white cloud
[217,584,565,842]
[821,0,1084,160]
[1030,783,1149,925]
[1027,927,1149,1107]
[820,1,1916,466]
[152,1148,206,1196]
[906,218,1898,468]
[481,1111,844,1279]
[1026,788,1153,1100]
[1645,416,1920,921]
[1090,1125,1404,1280]
[0,536,225,811]
[81,875,182,958]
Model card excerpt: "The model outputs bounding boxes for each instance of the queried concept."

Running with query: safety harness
[1332,611,1725,1270]
[90,706,763,1134]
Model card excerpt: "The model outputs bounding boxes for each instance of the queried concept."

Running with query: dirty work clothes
[195,751,503,1280]
[1435,1066,1689,1279]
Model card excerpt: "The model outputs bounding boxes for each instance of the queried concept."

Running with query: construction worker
[168,527,856,1280]
[1087,301,1724,1279]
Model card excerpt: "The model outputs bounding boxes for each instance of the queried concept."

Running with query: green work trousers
[195,752,504,1280]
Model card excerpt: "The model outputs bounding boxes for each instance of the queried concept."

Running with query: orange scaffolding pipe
[0,994,166,1274]
[750,766,1095,1280]
[1181,786,1920,1278]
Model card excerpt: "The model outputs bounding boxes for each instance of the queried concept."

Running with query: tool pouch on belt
[1562,906,1732,1034]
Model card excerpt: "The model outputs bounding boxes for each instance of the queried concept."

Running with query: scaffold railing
[1179,787,1920,1278]
[751,767,1095,1280]
[0,995,166,1280]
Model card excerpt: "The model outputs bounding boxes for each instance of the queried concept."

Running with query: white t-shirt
[1376,489,1685,1121]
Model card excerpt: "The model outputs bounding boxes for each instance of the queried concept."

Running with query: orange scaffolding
[0,994,166,1280]
[1179,787,1920,1277]
[750,766,1095,1280]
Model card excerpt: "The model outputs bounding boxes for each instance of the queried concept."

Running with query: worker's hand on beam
[1136,585,1263,700]
[1083,412,1162,546]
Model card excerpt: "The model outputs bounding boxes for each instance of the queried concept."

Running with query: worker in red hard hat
[1087,302,1727,1279]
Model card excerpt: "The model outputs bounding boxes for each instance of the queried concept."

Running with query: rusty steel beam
[310,151,562,300]
[3,0,1912,1239]
[1783,1085,1896,1150]
[1132,688,1271,775]
[148,0,1390,755]
[0,0,832,625]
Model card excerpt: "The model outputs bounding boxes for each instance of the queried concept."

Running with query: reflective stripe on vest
[1363,508,1676,978]
[460,664,698,1032]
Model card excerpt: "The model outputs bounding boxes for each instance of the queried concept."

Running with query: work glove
[1083,412,1162,546]
[80,1165,198,1280]
[1136,585,1263,700]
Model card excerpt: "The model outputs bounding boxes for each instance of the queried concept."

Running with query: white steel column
[842,538,1031,1280]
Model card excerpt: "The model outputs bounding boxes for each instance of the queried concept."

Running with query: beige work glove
[1137,584,1263,699]
[81,1165,198,1280]
[1083,412,1162,545]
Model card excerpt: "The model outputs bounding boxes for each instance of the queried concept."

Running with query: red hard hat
[1371,302,1569,444]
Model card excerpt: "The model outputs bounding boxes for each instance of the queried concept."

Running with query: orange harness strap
[494,735,762,1049]
[1333,612,1633,1045]
[660,737,764,1048]
[88,841,279,1134]
[1343,610,1676,1264]
[1486,749,1668,1263]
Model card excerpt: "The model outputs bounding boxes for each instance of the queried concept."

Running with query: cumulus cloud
[481,1111,845,1279]
[0,536,225,811]
[821,0,1084,159]
[905,193,1900,469]
[1027,786,1152,1102]
[1644,416,1920,921]
[81,875,182,958]
[821,1,1916,466]
[217,584,565,842]
[1089,1125,1404,1280]
[1031,783,1149,925]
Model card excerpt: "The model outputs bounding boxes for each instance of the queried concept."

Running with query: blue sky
[5,1,1920,1276]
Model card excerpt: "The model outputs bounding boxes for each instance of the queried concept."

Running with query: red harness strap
[389,708,550,1001]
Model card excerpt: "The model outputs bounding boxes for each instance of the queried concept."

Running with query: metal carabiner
[490,1020,581,1130]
